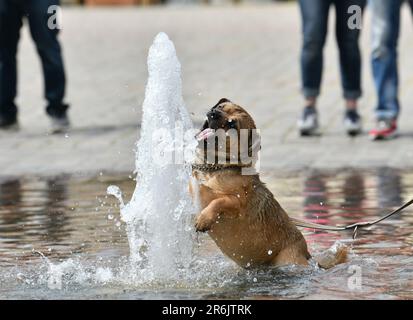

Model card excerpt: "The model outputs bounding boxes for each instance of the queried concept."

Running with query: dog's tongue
[196,128,215,141]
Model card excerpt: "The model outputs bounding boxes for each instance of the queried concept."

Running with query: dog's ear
[212,98,231,109]
[217,98,231,105]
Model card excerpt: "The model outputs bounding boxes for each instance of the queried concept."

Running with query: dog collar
[192,163,251,173]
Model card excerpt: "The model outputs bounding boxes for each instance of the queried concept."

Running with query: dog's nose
[207,109,220,119]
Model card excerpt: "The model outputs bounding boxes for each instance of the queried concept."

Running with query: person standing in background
[0,0,69,132]
[368,0,413,140]
[297,0,366,137]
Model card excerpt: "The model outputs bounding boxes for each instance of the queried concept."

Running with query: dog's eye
[227,119,237,129]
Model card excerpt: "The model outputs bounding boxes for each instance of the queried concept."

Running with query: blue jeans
[0,0,67,119]
[299,0,366,100]
[369,0,405,120]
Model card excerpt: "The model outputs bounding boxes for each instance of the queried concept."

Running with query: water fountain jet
[108,32,198,283]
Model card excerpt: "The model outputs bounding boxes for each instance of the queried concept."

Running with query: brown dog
[192,99,346,269]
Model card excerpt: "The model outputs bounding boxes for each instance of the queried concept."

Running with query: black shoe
[344,109,362,136]
[297,106,319,136]
[0,114,18,130]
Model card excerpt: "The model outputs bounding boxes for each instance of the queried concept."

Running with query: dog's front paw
[195,214,215,232]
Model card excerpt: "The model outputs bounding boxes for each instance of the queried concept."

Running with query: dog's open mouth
[196,128,215,141]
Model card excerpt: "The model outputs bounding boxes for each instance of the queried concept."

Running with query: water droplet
[253,277,257,283]
[268,250,273,255]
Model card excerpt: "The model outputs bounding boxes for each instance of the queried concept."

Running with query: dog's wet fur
[192,99,347,269]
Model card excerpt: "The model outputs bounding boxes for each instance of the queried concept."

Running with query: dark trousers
[299,0,366,100]
[0,0,67,119]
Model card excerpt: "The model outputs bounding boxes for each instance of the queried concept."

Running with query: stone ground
[1,3,413,177]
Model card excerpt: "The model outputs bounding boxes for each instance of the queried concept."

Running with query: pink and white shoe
[369,119,398,140]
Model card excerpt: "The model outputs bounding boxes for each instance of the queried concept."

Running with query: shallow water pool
[0,168,412,299]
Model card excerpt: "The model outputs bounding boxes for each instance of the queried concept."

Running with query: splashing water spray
[108,32,199,283]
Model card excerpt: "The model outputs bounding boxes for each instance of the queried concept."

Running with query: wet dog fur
[192,99,347,269]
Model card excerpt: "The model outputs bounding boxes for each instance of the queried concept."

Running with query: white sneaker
[298,106,319,136]
[50,115,70,134]
[344,110,362,136]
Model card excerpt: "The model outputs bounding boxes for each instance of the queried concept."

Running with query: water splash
[108,32,198,283]
[107,185,124,209]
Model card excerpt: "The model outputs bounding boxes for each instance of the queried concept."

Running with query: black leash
[291,198,413,239]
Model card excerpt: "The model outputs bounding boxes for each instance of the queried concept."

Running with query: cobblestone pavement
[1,3,413,177]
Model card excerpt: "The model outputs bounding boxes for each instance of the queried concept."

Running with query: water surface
[0,168,412,299]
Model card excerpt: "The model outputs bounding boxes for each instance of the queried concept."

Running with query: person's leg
[299,0,331,105]
[25,0,68,118]
[335,0,366,107]
[297,0,331,135]
[335,0,366,135]
[0,0,23,124]
[408,0,413,17]
[370,0,402,121]
[368,0,403,139]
